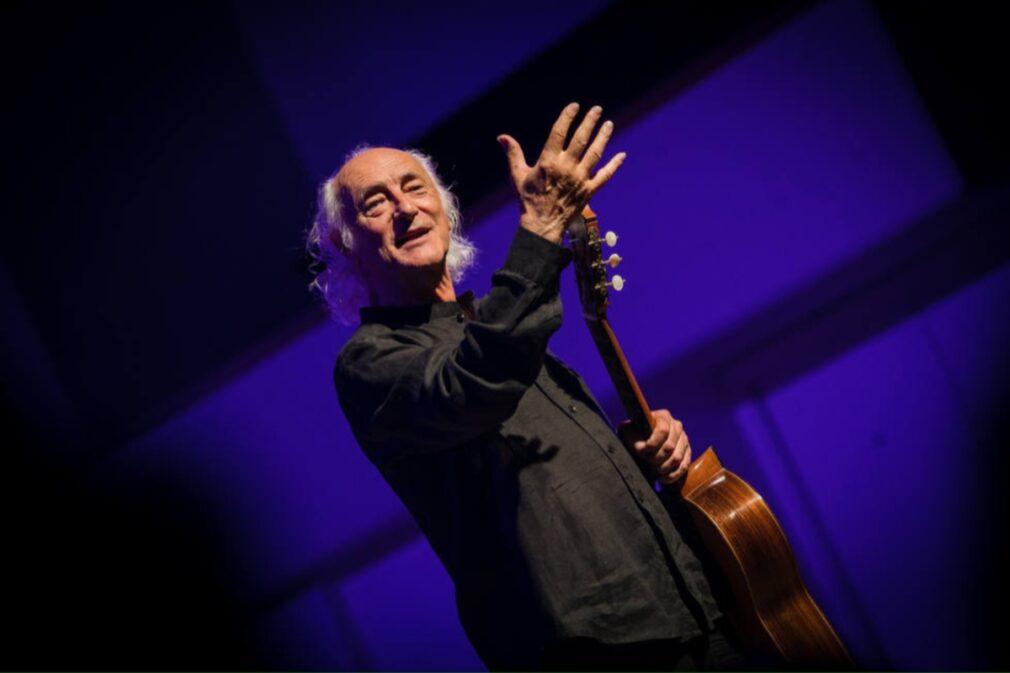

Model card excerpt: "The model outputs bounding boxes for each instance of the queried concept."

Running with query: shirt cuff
[502,226,573,287]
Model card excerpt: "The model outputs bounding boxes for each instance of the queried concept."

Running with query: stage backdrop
[93,1,1008,669]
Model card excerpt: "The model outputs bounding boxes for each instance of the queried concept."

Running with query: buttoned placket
[534,368,656,511]
[531,365,725,629]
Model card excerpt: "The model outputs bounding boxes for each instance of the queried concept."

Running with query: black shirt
[334,227,721,670]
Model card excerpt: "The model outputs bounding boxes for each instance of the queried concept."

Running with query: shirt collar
[359,290,475,326]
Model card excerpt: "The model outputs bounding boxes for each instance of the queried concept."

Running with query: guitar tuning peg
[604,231,618,247]
[608,274,625,291]
[606,253,622,268]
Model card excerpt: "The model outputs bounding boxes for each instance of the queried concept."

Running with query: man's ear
[333,233,366,276]
[330,231,350,255]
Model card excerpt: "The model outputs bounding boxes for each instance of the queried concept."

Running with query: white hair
[306,145,477,324]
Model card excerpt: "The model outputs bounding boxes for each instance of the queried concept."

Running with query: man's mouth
[395,227,431,247]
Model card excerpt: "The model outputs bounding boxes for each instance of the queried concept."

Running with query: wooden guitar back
[679,449,853,667]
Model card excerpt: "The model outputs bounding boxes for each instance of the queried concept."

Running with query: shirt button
[456,313,465,322]
[569,405,577,413]
[606,446,614,454]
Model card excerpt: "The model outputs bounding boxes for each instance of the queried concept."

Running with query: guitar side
[677,449,853,667]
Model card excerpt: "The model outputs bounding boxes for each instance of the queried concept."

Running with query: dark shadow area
[3,2,316,448]
[873,0,1010,188]
[980,384,1010,670]
[1,398,261,670]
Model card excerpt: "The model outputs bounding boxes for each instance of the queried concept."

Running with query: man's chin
[396,246,448,271]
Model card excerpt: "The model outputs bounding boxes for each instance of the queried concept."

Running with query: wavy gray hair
[306,145,477,324]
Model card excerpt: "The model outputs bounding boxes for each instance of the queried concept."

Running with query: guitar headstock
[566,205,624,322]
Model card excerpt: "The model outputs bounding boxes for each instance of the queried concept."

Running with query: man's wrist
[519,214,566,244]
[502,226,573,287]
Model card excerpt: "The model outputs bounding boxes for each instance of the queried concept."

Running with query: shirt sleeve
[335,227,573,463]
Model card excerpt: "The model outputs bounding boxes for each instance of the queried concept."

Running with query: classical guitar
[566,206,853,667]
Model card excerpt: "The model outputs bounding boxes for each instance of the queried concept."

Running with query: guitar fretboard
[586,318,653,436]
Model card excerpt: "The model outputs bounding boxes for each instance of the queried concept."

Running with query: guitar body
[675,449,853,667]
[567,206,854,668]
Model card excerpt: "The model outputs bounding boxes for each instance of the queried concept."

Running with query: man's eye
[406,183,426,192]
[364,198,386,213]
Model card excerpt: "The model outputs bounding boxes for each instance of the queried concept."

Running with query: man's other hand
[497,103,626,244]
[619,410,692,486]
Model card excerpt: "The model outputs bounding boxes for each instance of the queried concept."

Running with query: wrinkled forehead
[334,148,430,200]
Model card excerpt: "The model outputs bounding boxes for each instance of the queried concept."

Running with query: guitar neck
[585,318,654,436]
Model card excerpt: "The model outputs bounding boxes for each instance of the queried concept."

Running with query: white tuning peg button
[604,231,618,247]
[609,274,625,291]
[606,253,622,268]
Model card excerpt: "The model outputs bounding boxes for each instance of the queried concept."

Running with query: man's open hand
[498,103,626,244]
[619,410,692,486]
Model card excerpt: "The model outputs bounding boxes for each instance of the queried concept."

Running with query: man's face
[335,148,452,281]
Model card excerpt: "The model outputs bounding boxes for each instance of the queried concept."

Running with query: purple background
[4,0,1008,670]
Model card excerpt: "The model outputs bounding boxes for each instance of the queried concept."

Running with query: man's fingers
[497,134,528,182]
[673,431,689,463]
[659,444,692,485]
[542,102,580,157]
[634,414,669,455]
[580,119,613,169]
[587,151,627,195]
[567,105,603,158]
[657,449,678,476]
[656,431,687,471]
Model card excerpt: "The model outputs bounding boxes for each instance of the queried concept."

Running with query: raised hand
[498,103,626,243]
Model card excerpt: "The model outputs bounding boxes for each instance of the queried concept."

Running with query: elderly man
[312,104,744,670]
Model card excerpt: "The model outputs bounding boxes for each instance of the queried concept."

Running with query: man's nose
[394,196,418,221]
